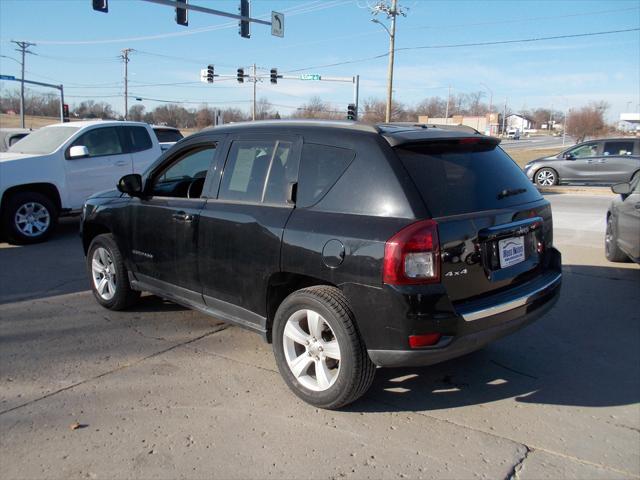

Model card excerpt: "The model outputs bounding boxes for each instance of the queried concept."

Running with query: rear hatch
[396,138,554,303]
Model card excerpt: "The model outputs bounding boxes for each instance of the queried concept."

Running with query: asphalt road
[1,194,638,480]
[501,135,574,151]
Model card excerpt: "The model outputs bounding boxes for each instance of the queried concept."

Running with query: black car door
[128,137,222,298]
[198,134,302,328]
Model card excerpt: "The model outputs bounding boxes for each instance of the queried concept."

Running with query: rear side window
[298,143,355,208]
[603,141,634,156]
[9,133,28,146]
[123,126,152,153]
[155,129,183,143]
[397,143,541,217]
[218,140,296,204]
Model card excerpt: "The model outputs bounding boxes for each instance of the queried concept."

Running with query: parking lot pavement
[1,197,639,479]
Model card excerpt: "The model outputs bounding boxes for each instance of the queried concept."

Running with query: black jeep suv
[81,121,561,409]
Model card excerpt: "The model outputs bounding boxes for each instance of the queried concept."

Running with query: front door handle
[172,211,194,223]
[586,159,594,163]
[114,160,128,166]
[635,203,640,210]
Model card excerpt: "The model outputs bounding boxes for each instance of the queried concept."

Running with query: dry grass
[0,113,84,129]
[504,148,562,168]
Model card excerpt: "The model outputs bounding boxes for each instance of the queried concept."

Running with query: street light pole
[480,82,493,134]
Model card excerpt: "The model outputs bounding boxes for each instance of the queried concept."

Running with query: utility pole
[121,48,133,120]
[252,63,257,121]
[502,98,508,136]
[371,0,405,123]
[445,85,451,124]
[11,40,36,128]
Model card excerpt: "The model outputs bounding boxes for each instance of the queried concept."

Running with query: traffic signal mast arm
[140,0,270,25]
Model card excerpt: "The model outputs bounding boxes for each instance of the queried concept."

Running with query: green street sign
[299,74,321,81]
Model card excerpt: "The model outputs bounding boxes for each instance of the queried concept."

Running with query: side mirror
[68,145,89,159]
[611,182,631,196]
[118,174,143,197]
[563,153,575,160]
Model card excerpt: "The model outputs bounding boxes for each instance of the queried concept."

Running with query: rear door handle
[635,203,640,210]
[172,211,194,222]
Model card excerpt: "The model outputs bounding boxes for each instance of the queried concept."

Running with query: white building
[505,114,532,131]
[618,113,640,132]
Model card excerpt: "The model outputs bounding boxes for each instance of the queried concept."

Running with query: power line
[284,27,640,73]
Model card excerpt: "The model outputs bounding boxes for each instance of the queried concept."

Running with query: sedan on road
[606,172,640,264]
[524,138,639,186]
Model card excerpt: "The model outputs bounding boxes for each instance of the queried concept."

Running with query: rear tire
[272,286,376,409]
[2,191,58,244]
[87,233,140,310]
[605,215,629,262]
[535,168,559,186]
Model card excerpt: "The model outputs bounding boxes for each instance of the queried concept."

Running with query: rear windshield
[154,129,183,143]
[396,142,541,217]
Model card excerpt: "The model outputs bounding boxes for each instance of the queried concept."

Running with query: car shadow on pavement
[350,264,640,412]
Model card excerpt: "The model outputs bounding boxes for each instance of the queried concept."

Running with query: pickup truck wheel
[535,168,558,186]
[273,286,376,409]
[2,191,58,244]
[87,234,140,310]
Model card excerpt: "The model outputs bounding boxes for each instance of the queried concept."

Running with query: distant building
[618,113,640,133]
[505,114,533,131]
[417,113,501,135]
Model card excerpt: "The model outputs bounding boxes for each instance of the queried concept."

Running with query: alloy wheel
[536,170,556,186]
[282,309,342,392]
[14,202,50,237]
[91,247,116,301]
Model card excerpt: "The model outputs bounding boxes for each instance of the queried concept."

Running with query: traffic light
[237,68,245,83]
[63,104,70,122]
[270,68,278,84]
[92,0,108,12]
[347,103,356,121]
[175,0,188,26]
[239,0,250,39]
[207,65,214,83]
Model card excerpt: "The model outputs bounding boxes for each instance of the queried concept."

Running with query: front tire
[605,215,630,262]
[272,286,376,409]
[535,168,559,186]
[2,191,58,244]
[87,233,140,310]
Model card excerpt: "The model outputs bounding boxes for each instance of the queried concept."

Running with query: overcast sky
[1,0,638,120]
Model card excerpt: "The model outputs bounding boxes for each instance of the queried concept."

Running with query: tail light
[383,219,440,285]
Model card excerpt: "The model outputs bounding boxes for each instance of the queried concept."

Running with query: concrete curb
[536,186,613,195]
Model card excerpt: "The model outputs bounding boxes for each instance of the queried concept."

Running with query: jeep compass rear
[82,121,561,409]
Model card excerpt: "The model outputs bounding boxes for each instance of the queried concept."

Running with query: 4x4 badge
[445,268,468,277]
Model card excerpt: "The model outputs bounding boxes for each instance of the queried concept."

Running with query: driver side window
[150,145,216,198]
[567,143,598,158]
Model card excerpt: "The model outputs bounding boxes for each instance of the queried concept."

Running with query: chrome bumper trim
[461,272,562,322]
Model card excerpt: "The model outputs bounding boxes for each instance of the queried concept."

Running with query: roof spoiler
[376,122,483,135]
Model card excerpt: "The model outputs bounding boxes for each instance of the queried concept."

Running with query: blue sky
[0,0,638,121]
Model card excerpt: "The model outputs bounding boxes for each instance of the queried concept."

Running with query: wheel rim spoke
[322,340,341,360]
[283,321,309,345]
[307,310,323,338]
[315,359,333,390]
[289,353,313,378]
[98,277,108,294]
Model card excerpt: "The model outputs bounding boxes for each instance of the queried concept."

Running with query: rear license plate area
[498,236,526,268]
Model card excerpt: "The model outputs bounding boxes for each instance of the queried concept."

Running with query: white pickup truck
[0,120,162,244]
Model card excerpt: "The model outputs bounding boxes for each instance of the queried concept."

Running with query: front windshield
[7,126,80,155]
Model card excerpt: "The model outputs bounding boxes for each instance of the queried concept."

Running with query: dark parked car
[606,172,640,263]
[81,121,562,409]
[524,138,639,186]
[0,128,31,152]
[152,125,184,152]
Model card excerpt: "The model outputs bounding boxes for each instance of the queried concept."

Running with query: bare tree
[128,104,145,122]
[255,97,276,120]
[566,102,609,143]
[195,106,214,129]
[360,97,408,123]
[414,97,447,118]
[293,96,340,120]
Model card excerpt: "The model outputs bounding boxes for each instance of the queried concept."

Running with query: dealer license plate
[498,236,526,268]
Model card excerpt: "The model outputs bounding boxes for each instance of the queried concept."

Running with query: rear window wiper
[497,188,527,200]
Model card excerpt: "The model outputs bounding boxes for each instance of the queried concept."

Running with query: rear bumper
[367,267,561,368]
